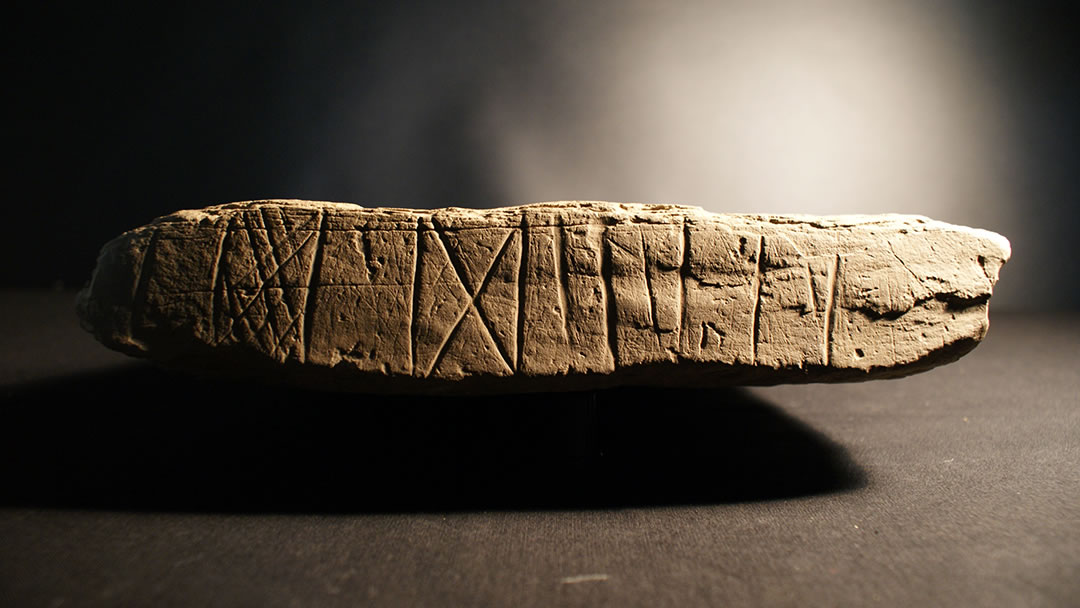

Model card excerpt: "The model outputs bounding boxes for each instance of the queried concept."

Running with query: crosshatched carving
[78,200,1010,393]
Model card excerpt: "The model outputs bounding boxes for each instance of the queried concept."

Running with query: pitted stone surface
[77,200,1010,393]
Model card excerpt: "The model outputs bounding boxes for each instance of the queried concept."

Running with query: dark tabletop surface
[0,290,1076,607]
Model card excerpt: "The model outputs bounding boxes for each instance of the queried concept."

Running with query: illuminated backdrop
[9,1,1077,310]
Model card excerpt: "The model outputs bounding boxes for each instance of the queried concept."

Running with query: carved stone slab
[77,200,1010,393]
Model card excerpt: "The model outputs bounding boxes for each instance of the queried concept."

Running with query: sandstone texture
[77,200,1010,393]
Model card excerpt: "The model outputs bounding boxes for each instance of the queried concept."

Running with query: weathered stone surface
[77,200,1010,393]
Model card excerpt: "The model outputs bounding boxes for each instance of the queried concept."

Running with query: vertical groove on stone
[679,219,689,360]
[824,253,841,367]
[640,227,660,342]
[751,235,765,364]
[241,213,265,297]
[554,220,570,341]
[301,210,327,365]
[515,217,528,373]
[601,225,618,368]
[409,217,423,376]
[259,207,281,271]
[207,224,228,345]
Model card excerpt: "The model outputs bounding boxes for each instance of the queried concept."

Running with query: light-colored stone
[77,200,1010,393]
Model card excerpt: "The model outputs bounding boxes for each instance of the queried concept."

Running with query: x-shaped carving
[424,228,518,376]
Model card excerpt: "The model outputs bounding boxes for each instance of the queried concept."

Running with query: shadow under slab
[0,365,866,513]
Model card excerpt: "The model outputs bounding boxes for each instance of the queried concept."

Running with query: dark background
[6,1,1079,309]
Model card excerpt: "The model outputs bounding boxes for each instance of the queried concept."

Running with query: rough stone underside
[77,200,1010,393]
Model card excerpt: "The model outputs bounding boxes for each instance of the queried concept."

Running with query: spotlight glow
[487,1,1015,226]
